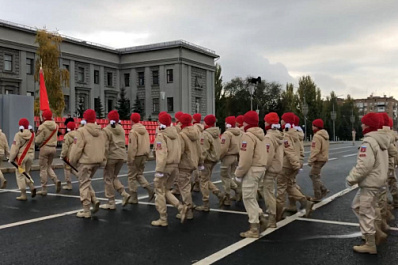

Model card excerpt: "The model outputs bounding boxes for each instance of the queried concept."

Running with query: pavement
[1,141,397,265]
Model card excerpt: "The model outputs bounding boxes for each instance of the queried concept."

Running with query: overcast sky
[2,0,398,100]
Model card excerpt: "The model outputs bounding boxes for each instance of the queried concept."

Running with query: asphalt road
[0,142,397,265]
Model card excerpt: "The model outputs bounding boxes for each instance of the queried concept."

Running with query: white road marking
[0,209,82,230]
[343,154,357,158]
[297,218,359,227]
[304,145,355,154]
[193,185,359,265]
[329,150,357,155]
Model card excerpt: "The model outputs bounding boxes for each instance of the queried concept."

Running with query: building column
[20,51,27,95]
[89,64,94,109]
[70,60,76,115]
[187,65,192,114]
[99,66,105,108]
[144,67,151,119]
[159,65,166,112]
[207,70,215,114]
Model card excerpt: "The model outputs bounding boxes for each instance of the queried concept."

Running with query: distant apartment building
[0,19,219,118]
[354,95,398,122]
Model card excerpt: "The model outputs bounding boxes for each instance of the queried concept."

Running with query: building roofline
[0,19,219,58]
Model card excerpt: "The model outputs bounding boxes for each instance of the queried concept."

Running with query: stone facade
[354,95,398,120]
[0,20,219,119]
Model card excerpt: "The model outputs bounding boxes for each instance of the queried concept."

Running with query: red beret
[159,113,171,126]
[236,115,244,126]
[42,109,52,121]
[180,113,192,126]
[281,112,295,125]
[379,113,389,127]
[225,116,236,127]
[108,110,119,122]
[67,122,76,130]
[361,113,380,130]
[83,109,96,123]
[244,111,259,126]
[312,119,324,129]
[175,111,183,121]
[130,113,141,123]
[193,113,202,124]
[158,111,167,117]
[264,112,279,125]
[19,118,29,129]
[204,114,216,127]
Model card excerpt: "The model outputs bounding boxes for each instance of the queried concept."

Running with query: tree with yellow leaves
[34,29,69,116]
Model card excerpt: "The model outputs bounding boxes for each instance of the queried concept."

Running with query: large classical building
[354,94,398,121]
[0,20,219,118]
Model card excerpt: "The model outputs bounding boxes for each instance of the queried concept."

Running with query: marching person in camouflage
[177,113,202,220]
[191,113,204,192]
[308,118,330,202]
[286,115,306,213]
[8,118,36,200]
[261,112,284,228]
[152,113,188,226]
[127,113,154,204]
[60,121,78,190]
[346,113,389,254]
[70,109,107,218]
[235,111,267,238]
[35,109,61,195]
[220,116,242,206]
[196,114,226,211]
[276,113,313,222]
[100,110,131,210]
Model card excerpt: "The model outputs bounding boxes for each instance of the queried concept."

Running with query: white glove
[234,177,242,183]
[198,165,205,171]
[60,156,63,160]
[155,172,164,178]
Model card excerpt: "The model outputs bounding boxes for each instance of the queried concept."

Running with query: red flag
[39,67,50,111]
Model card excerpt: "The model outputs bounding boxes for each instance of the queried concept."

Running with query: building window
[26,58,34,75]
[78,67,85,82]
[94,70,99,84]
[64,95,70,112]
[167,69,173,83]
[107,72,113,86]
[124,73,130,87]
[152,70,159,85]
[167,97,174,112]
[4,54,12,71]
[27,92,33,96]
[108,99,114,112]
[63,64,69,71]
[153,98,159,113]
[138,72,145,86]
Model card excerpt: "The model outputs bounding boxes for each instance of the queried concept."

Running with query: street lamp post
[331,104,337,141]
[302,99,308,142]
[247,77,261,111]
[248,83,255,111]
